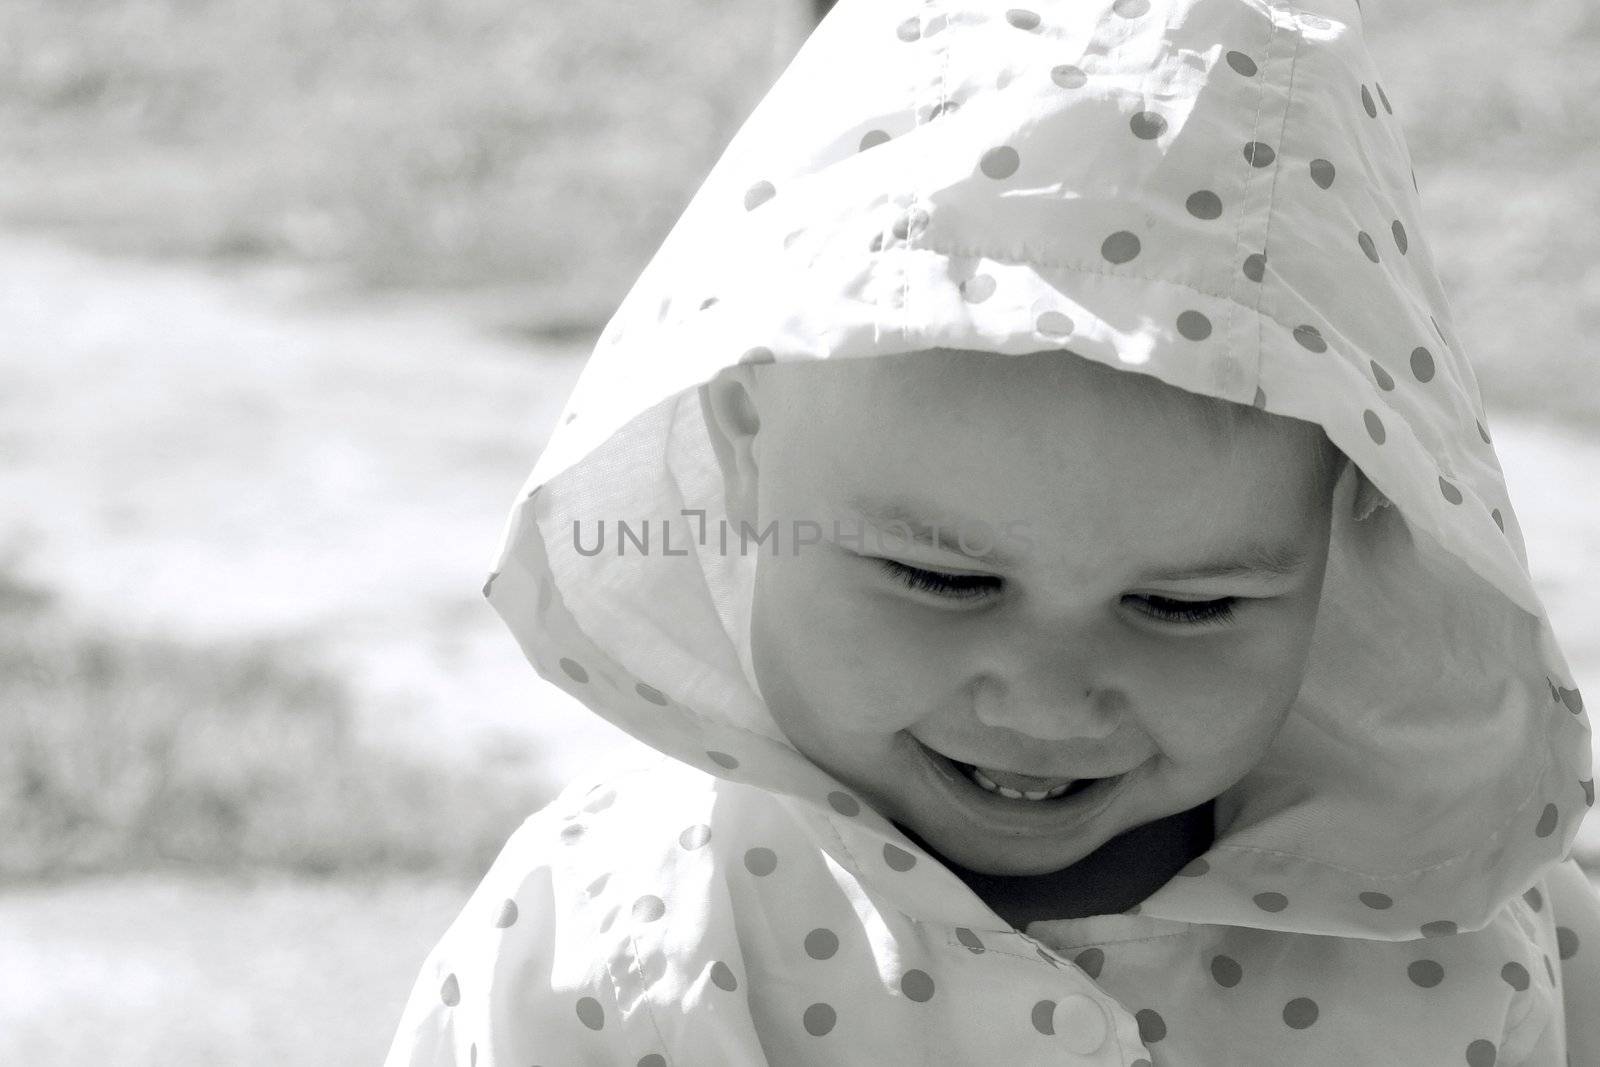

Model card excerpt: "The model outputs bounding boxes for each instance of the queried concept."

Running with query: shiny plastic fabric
[386,0,1600,1062]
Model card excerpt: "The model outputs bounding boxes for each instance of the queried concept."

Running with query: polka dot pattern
[960,274,996,303]
[1500,961,1529,991]
[827,791,861,817]
[1558,926,1579,960]
[743,181,776,211]
[576,996,605,1030]
[1364,409,1387,444]
[632,894,666,923]
[1130,111,1168,140]
[1309,158,1336,188]
[805,927,839,959]
[710,960,739,990]
[1211,954,1243,987]
[1226,50,1258,77]
[1074,947,1105,979]
[803,1002,836,1036]
[1421,920,1459,939]
[1358,230,1379,263]
[1186,190,1223,219]
[559,657,589,683]
[1408,959,1444,988]
[1101,230,1141,264]
[1465,1039,1497,1067]
[1359,891,1394,910]
[1282,997,1319,1029]
[1005,8,1041,31]
[639,1055,666,1067]
[979,146,1020,179]
[1136,1008,1167,1043]
[955,927,985,954]
[440,973,460,1006]
[679,824,711,850]
[1243,252,1266,282]
[858,129,890,152]
[744,847,777,876]
[1253,892,1289,913]
[494,899,519,928]
[900,969,936,1001]
[1052,64,1088,89]
[1243,141,1275,167]
[1293,324,1327,352]
[1036,310,1074,338]
[1535,803,1558,837]
[883,843,917,871]
[1112,0,1150,16]
[1177,310,1212,340]
[1410,346,1436,382]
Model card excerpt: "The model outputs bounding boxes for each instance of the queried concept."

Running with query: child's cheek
[1133,626,1309,759]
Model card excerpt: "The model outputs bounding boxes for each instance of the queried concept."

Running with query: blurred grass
[0,569,552,882]
[0,0,780,337]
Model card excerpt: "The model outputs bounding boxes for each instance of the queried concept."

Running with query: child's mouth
[952,760,1100,802]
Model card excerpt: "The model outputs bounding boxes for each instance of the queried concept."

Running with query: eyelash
[874,559,1240,624]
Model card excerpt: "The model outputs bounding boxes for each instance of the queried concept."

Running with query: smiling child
[386,0,1600,1062]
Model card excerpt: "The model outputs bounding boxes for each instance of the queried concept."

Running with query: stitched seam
[903,0,952,345]
[1250,2,1298,395]
[943,927,1193,957]
[1228,0,1279,389]
[1253,9,1300,320]
[624,928,672,1063]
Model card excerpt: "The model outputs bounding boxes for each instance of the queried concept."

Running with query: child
[385,0,1600,1062]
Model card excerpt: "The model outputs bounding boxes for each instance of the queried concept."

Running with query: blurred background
[2,0,1597,1062]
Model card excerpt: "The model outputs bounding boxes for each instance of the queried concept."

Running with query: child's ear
[700,365,764,525]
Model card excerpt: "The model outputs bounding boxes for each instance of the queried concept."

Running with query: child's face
[721,349,1336,878]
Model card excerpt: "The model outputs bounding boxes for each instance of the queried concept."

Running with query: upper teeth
[969,767,1074,801]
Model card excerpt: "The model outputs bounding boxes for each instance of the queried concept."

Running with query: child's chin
[952,838,1096,877]
[895,818,1097,878]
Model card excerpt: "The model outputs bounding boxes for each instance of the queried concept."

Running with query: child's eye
[876,559,1002,601]
[1126,595,1239,625]
[874,560,1240,623]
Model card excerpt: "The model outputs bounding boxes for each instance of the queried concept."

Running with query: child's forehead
[757,348,1280,447]
[751,349,1338,517]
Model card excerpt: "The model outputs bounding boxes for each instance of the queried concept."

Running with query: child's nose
[969,641,1123,743]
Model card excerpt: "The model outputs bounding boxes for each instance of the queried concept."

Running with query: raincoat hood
[484,0,1592,942]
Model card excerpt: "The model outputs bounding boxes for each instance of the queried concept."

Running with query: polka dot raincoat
[385,0,1600,1062]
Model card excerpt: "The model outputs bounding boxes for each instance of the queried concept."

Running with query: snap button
[1054,992,1110,1055]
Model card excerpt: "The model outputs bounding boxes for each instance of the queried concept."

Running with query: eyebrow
[845,492,1310,582]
